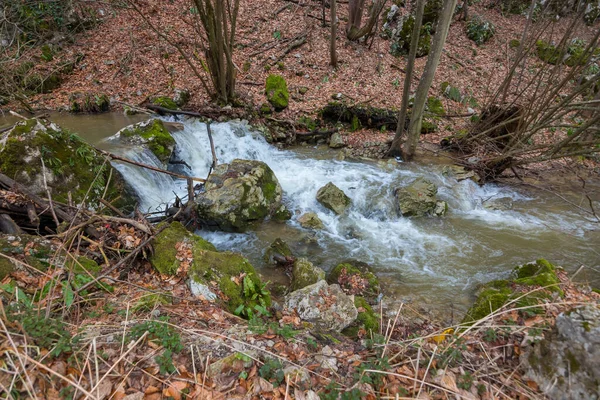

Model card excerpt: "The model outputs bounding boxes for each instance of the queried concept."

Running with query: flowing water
[3,113,599,317]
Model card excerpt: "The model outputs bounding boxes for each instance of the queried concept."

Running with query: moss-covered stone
[463,259,563,323]
[150,221,216,275]
[196,159,285,231]
[152,96,179,110]
[427,96,445,116]
[259,102,273,115]
[0,118,133,211]
[265,75,289,111]
[342,296,379,338]
[69,93,110,113]
[290,258,326,291]
[509,39,521,48]
[117,119,176,164]
[316,182,351,215]
[264,238,292,265]
[395,178,446,217]
[298,212,324,230]
[327,260,381,303]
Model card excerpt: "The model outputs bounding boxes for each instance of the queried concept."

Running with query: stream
[3,113,599,318]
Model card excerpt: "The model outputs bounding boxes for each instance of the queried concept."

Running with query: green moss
[565,351,581,373]
[466,16,495,45]
[70,256,101,276]
[536,40,563,65]
[259,103,272,115]
[327,261,380,302]
[421,120,438,133]
[190,251,271,314]
[150,222,216,275]
[0,258,14,280]
[391,15,431,58]
[463,284,512,323]
[152,96,178,110]
[342,296,379,338]
[350,115,361,131]
[512,259,562,295]
[272,205,292,221]
[427,96,445,116]
[120,119,176,164]
[509,39,521,48]
[265,75,289,111]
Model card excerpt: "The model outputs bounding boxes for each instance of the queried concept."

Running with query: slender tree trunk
[388,0,426,157]
[403,0,457,160]
[347,0,385,41]
[330,0,338,67]
[462,0,468,21]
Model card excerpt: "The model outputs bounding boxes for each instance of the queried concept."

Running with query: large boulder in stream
[150,222,271,314]
[196,159,290,232]
[316,182,351,215]
[394,177,448,217]
[284,280,358,332]
[522,304,600,399]
[112,119,176,165]
[0,118,133,211]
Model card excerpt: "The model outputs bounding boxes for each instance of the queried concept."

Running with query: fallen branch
[272,34,307,64]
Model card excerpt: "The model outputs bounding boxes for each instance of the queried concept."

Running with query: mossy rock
[259,102,273,115]
[509,39,521,48]
[265,75,289,111]
[189,250,271,314]
[342,296,379,338]
[69,93,110,113]
[463,259,563,323]
[290,258,326,292]
[426,96,445,116]
[421,119,438,134]
[327,260,381,303]
[0,118,133,211]
[116,119,176,164]
[152,96,179,110]
[150,222,216,275]
[196,159,286,232]
[298,212,324,230]
[316,182,351,215]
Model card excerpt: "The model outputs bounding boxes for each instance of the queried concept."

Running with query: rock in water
[523,304,600,399]
[290,258,326,291]
[394,177,447,217]
[284,280,357,332]
[298,212,324,229]
[329,132,345,149]
[316,182,351,215]
[111,119,176,166]
[0,118,133,211]
[196,159,290,231]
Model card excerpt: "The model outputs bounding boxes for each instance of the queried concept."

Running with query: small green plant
[259,358,285,386]
[234,277,271,318]
[128,318,183,375]
[483,328,498,343]
[466,16,495,45]
[438,336,467,368]
[458,371,474,390]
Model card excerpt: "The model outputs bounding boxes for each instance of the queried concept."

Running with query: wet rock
[290,258,326,291]
[328,132,345,149]
[284,280,358,332]
[112,119,176,165]
[316,182,351,215]
[327,260,381,304]
[442,165,481,183]
[297,212,324,230]
[151,96,178,110]
[196,159,288,231]
[0,118,133,210]
[394,178,447,217]
[264,238,293,265]
[522,304,600,399]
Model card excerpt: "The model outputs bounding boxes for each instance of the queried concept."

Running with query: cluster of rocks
[343,142,391,159]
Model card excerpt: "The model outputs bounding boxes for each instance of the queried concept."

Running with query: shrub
[466,16,495,45]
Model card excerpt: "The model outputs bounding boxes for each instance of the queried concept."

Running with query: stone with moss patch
[342,296,379,338]
[265,75,289,111]
[264,238,293,265]
[298,212,324,230]
[394,178,447,217]
[69,93,110,113]
[463,259,563,323]
[0,118,133,211]
[327,260,381,304]
[113,119,176,165]
[152,96,179,110]
[427,96,445,116]
[150,222,216,275]
[290,258,326,291]
[196,159,286,232]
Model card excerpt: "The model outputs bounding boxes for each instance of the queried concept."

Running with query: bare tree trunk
[462,0,468,21]
[330,0,338,67]
[347,0,385,41]
[388,0,426,157]
[403,0,458,160]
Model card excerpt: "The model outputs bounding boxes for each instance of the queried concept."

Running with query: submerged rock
[298,212,324,230]
[264,238,293,265]
[328,260,381,304]
[113,119,176,165]
[284,280,357,332]
[523,304,600,399]
[290,258,326,292]
[0,118,133,210]
[394,178,447,217]
[316,182,351,215]
[463,259,563,323]
[196,159,289,232]
[150,222,270,314]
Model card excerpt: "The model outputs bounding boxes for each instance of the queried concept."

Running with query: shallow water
[3,113,598,318]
